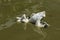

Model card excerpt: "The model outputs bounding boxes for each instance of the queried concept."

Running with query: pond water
[0,0,60,40]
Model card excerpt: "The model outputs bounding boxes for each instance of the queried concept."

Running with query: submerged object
[35,19,49,28]
[16,11,49,28]
[16,17,22,23]
[29,11,46,24]
[16,14,29,23]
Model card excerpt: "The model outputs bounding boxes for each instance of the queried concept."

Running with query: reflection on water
[0,17,16,30]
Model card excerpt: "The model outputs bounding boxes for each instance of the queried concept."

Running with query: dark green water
[0,0,60,40]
